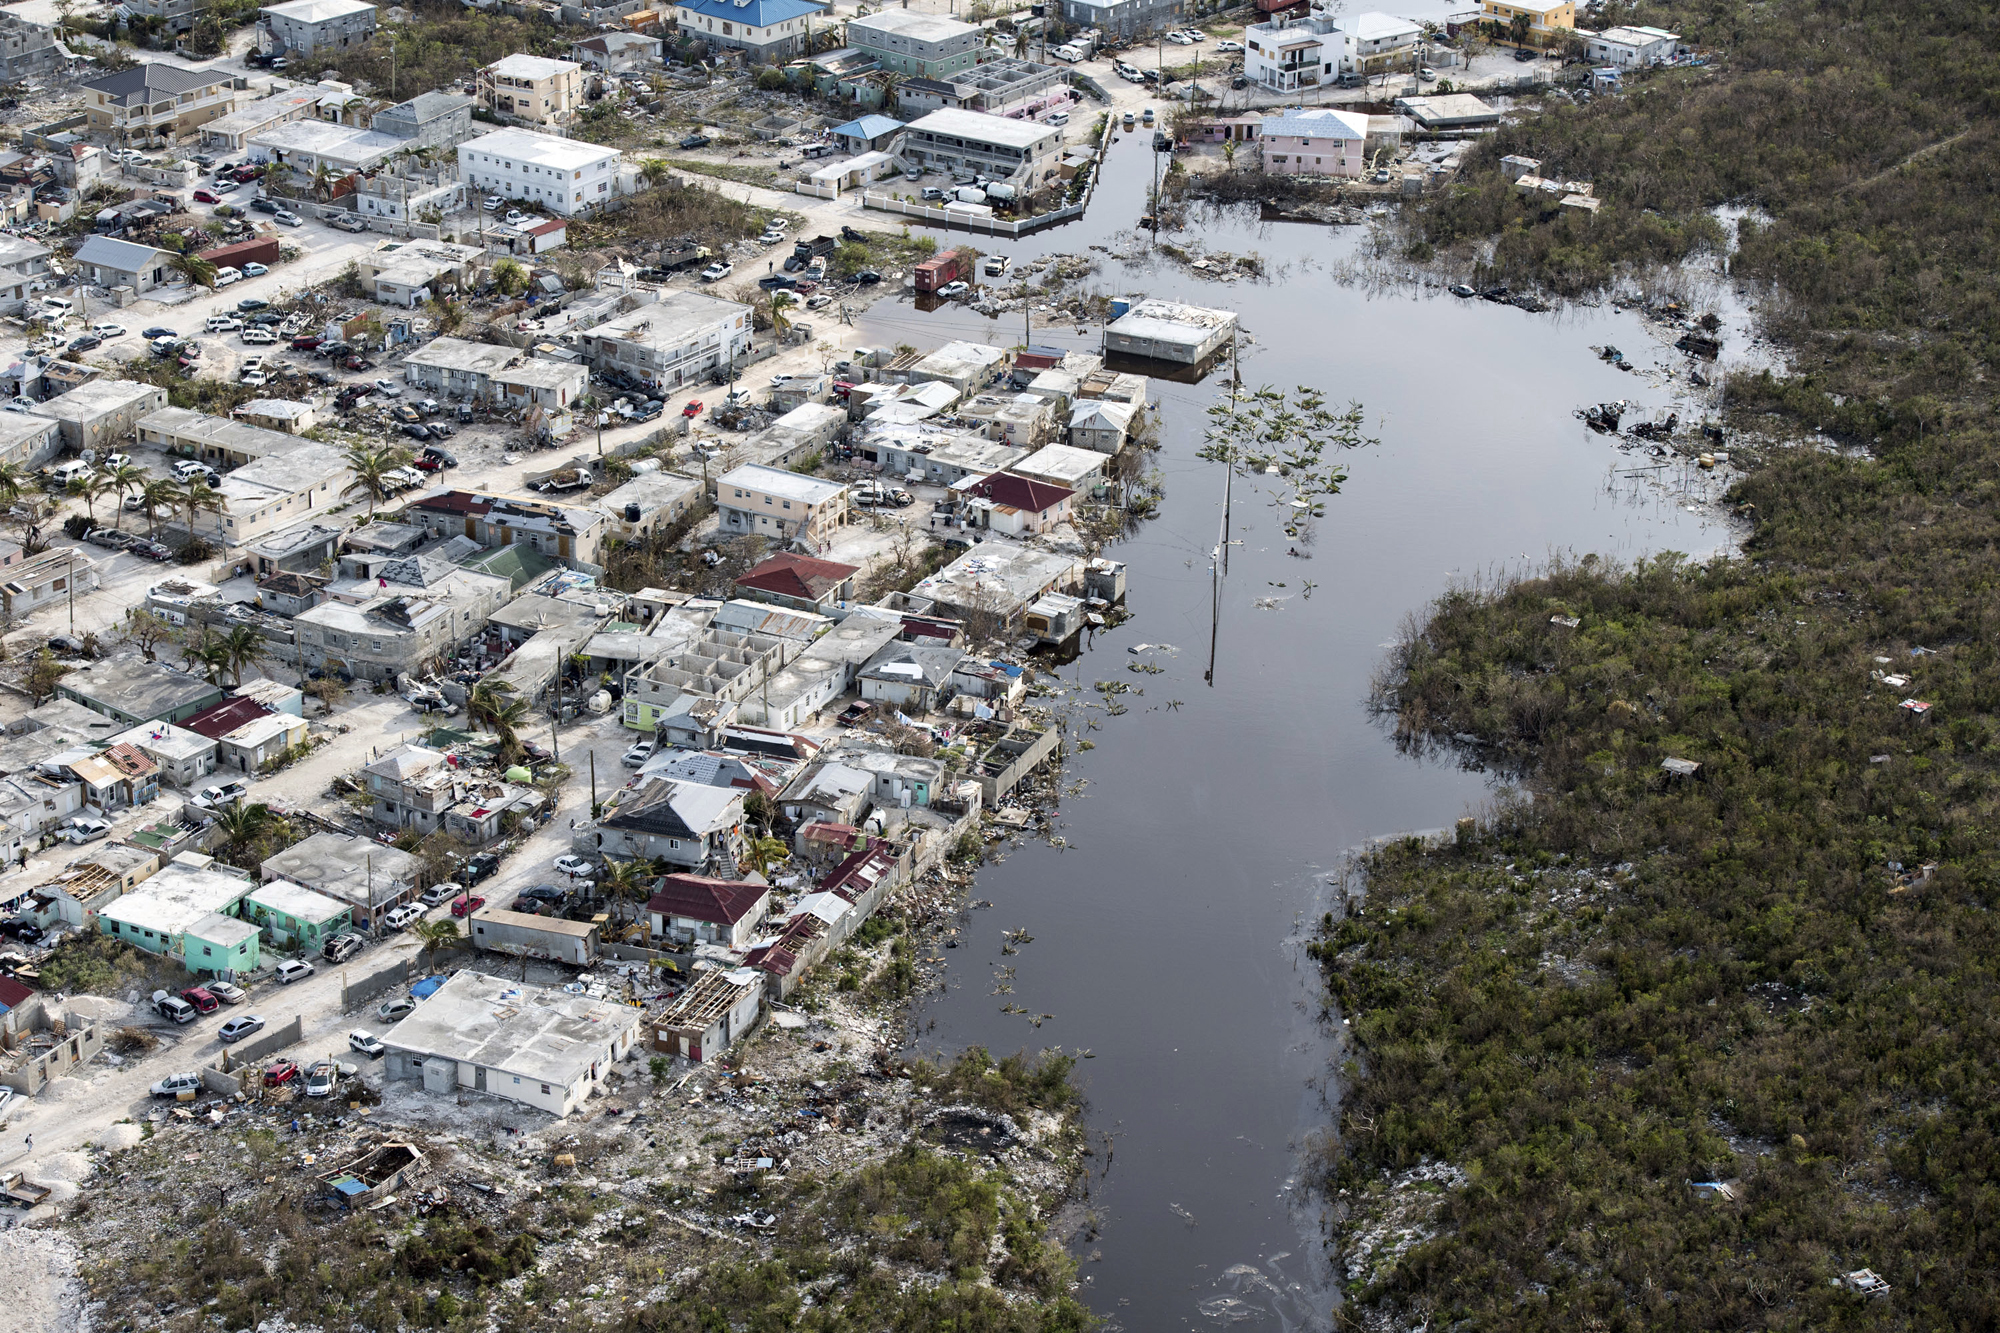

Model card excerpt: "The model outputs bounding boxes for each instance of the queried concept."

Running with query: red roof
[182,696,272,741]
[527,218,567,236]
[800,821,860,846]
[736,552,860,604]
[821,844,897,900]
[970,472,1074,513]
[0,975,34,1012]
[645,874,769,927]
[102,743,158,778]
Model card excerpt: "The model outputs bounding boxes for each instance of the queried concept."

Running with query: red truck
[914,248,966,293]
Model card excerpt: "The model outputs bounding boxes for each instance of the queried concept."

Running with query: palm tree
[0,460,24,507]
[218,624,268,688]
[343,444,413,517]
[168,250,218,290]
[104,462,145,527]
[467,679,529,761]
[598,857,648,924]
[768,290,797,338]
[64,473,108,527]
[408,918,467,973]
[312,161,335,201]
[177,478,226,546]
[637,158,674,189]
[137,477,179,539]
[741,834,790,879]
[183,630,232,685]
[210,802,276,864]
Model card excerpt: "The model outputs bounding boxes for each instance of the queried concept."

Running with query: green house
[185,911,260,978]
[244,881,352,948]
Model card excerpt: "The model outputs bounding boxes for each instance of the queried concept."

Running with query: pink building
[1258,107,1370,177]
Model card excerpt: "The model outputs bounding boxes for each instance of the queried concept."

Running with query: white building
[715,463,849,545]
[1102,298,1237,365]
[379,968,642,1116]
[576,290,753,391]
[901,107,1064,185]
[456,127,622,217]
[247,119,407,176]
[401,336,588,411]
[1583,25,1679,67]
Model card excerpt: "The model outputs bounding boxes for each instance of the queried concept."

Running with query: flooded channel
[855,131,1738,1330]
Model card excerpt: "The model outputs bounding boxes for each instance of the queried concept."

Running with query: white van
[47,459,91,487]
[38,295,73,317]
[205,313,242,333]
[213,266,242,287]
[1048,110,1070,126]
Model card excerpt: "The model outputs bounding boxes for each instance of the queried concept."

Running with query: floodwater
[855,133,1740,1331]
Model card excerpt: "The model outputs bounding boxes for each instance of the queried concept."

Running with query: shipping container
[198,236,281,269]
[913,248,966,293]
[468,906,601,966]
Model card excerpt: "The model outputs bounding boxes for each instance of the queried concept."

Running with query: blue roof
[834,113,903,140]
[676,0,825,25]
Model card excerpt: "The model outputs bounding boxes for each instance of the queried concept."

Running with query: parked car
[449,894,485,918]
[331,215,369,232]
[349,1030,385,1057]
[401,423,432,442]
[213,179,240,194]
[383,903,425,931]
[131,539,174,562]
[855,269,882,285]
[291,334,323,350]
[503,209,528,225]
[757,274,795,291]
[218,1014,266,1043]
[206,979,245,1005]
[152,989,197,1023]
[190,779,249,810]
[241,328,277,345]
[701,261,733,282]
[149,1071,203,1098]
[373,378,401,397]
[193,189,219,204]
[304,1059,340,1097]
[142,325,176,339]
[263,1059,300,1086]
[272,211,303,227]
[937,280,970,298]
[418,883,458,907]
[180,985,219,1014]
[275,959,315,984]
[242,262,268,277]
[237,297,270,313]
[323,933,364,963]
[622,738,656,768]
[421,447,458,468]
[460,851,500,885]
[248,198,279,215]
[60,815,110,843]
[553,854,595,878]
[214,266,242,286]
[1215,38,1244,52]
[66,334,101,354]
[87,528,135,551]
[482,195,502,211]
[679,133,710,149]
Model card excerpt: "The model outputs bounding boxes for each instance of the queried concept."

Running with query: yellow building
[83,63,241,145]
[475,54,584,127]
[1481,0,1575,39]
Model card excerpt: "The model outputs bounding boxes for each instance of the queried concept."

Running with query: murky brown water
[857,131,1737,1332]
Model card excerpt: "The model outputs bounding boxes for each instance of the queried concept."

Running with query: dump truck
[791,234,837,264]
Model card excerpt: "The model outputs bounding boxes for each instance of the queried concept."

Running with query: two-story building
[400,337,588,412]
[475,54,584,127]
[646,873,770,949]
[673,0,825,64]
[715,463,849,547]
[370,90,477,149]
[405,489,607,569]
[1258,107,1369,177]
[1481,0,1575,42]
[361,744,464,834]
[576,290,753,390]
[1058,0,1180,41]
[83,63,240,146]
[1582,24,1679,66]
[456,126,621,217]
[591,777,744,869]
[845,10,986,79]
[258,0,378,55]
[293,556,512,682]
[901,107,1063,186]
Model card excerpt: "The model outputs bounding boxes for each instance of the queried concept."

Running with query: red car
[230,165,262,183]
[264,1059,300,1086]
[450,895,485,918]
[179,985,218,1014]
[193,189,219,204]
[681,399,703,418]
[415,455,445,470]
[290,335,322,350]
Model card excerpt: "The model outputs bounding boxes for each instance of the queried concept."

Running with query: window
[541,1083,551,1094]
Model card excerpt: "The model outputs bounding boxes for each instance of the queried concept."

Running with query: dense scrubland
[1326,0,2000,1328]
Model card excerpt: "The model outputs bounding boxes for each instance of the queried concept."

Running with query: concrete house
[651,967,762,1062]
[716,463,849,547]
[57,657,225,727]
[846,10,986,79]
[259,0,378,55]
[457,127,622,218]
[778,760,872,827]
[255,570,325,617]
[901,107,1063,185]
[962,471,1075,537]
[293,556,512,683]
[361,744,463,833]
[242,879,351,948]
[576,291,753,390]
[0,14,60,82]
[1259,107,1369,176]
[401,337,588,411]
[1058,0,1181,39]
[1102,299,1237,366]
[183,912,260,977]
[573,31,663,73]
[672,0,825,63]
[0,233,52,304]
[476,54,584,127]
[1584,24,1679,66]
[262,831,422,928]
[183,696,308,773]
[405,490,605,569]
[379,968,641,1116]
[370,90,477,150]
[1068,397,1139,454]
[97,855,253,959]
[1480,0,1575,39]
[645,873,772,949]
[0,547,98,622]
[29,379,168,454]
[591,777,744,868]
[107,720,218,789]
[595,470,702,543]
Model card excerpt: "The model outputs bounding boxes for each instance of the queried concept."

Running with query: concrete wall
[0,1006,106,1096]
[342,957,408,1009]
[214,1013,304,1069]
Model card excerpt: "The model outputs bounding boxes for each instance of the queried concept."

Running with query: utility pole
[589,749,597,819]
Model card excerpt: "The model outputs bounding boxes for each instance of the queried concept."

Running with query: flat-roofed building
[457,126,621,216]
[475,53,583,127]
[354,240,486,307]
[29,379,167,453]
[716,463,849,546]
[56,657,225,727]
[901,107,1063,185]
[400,336,588,411]
[1102,298,1238,365]
[97,854,253,958]
[846,9,985,78]
[259,0,377,55]
[576,290,753,391]
[379,967,643,1115]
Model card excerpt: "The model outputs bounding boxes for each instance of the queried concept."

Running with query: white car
[382,903,425,931]
[304,1060,339,1097]
[1049,45,1082,62]
[1166,31,1194,44]
[937,280,971,298]
[190,779,249,810]
[622,738,656,768]
[482,195,502,211]
[701,261,733,282]
[90,323,127,339]
[205,979,245,1004]
[1214,39,1243,52]
[59,815,110,843]
[240,327,276,345]
[348,1030,385,1057]
[241,370,269,387]
[758,230,785,246]
[275,959,315,984]
[174,459,218,484]
[149,1071,203,1099]
[373,379,401,397]
[272,210,302,227]
[504,209,528,225]
[102,452,131,470]
[553,854,595,878]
